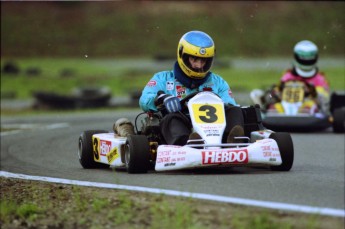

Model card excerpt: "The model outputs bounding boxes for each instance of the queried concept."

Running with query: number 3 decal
[192,104,225,124]
[93,137,100,160]
[199,105,218,123]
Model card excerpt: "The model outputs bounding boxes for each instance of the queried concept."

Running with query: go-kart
[78,91,294,173]
[250,81,345,133]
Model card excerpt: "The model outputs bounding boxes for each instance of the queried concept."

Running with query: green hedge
[1,1,344,58]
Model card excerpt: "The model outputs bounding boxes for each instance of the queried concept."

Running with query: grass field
[1,58,344,100]
[1,177,344,229]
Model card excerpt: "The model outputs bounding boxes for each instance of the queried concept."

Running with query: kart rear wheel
[125,135,150,174]
[269,132,294,171]
[332,108,345,133]
[78,130,109,169]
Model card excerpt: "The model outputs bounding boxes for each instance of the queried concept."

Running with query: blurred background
[2,1,344,57]
[1,1,344,110]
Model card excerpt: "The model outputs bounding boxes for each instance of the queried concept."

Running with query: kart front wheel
[78,130,109,169]
[269,132,294,171]
[125,135,150,174]
[332,107,345,133]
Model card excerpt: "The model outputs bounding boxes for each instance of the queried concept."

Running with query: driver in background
[115,31,247,145]
[261,40,330,114]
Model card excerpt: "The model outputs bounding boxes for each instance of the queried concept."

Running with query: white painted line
[1,171,344,218]
[0,130,23,136]
[45,123,70,130]
[0,123,69,136]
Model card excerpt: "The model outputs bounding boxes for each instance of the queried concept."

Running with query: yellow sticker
[192,104,225,124]
[282,81,304,103]
[106,147,119,164]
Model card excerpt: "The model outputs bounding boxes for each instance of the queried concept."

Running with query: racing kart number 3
[192,104,225,124]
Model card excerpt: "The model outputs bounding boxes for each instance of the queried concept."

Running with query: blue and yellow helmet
[177,31,215,79]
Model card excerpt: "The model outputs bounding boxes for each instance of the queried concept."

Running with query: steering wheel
[173,91,198,120]
[179,91,222,114]
[180,91,199,109]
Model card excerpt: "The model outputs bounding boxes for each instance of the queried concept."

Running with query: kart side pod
[78,131,127,169]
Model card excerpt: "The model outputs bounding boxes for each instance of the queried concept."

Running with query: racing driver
[115,31,255,145]
[261,40,330,114]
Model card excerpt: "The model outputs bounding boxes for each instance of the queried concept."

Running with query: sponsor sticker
[176,85,186,99]
[202,149,248,164]
[204,129,220,137]
[228,89,233,98]
[170,157,186,162]
[157,157,170,163]
[261,145,271,151]
[146,80,157,87]
[164,163,176,167]
[166,81,174,91]
[202,87,213,92]
[263,152,272,157]
[99,140,111,156]
[106,147,119,164]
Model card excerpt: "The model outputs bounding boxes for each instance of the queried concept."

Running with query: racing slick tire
[78,130,110,169]
[269,132,294,171]
[125,135,150,174]
[332,107,345,133]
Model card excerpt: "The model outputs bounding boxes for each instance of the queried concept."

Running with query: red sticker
[176,85,186,98]
[202,149,248,164]
[147,80,157,87]
[99,140,111,156]
[228,89,233,98]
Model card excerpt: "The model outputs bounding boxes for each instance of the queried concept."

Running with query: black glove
[154,91,181,113]
[305,83,317,98]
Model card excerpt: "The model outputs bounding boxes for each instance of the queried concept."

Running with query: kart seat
[242,105,265,136]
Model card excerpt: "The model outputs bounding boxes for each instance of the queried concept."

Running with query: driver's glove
[305,83,317,98]
[164,95,181,113]
[155,91,181,113]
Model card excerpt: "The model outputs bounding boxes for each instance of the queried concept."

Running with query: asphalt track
[1,110,344,212]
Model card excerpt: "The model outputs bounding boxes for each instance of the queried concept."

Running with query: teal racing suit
[139,70,237,112]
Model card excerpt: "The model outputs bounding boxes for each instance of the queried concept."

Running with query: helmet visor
[294,53,318,66]
[183,54,213,74]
